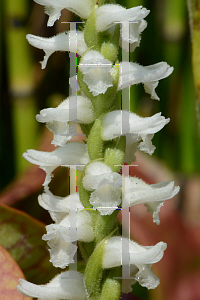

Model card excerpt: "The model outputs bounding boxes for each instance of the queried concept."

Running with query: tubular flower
[43,211,94,268]
[103,236,167,290]
[83,161,122,215]
[122,177,180,225]
[23,142,90,186]
[118,62,174,100]
[101,110,170,151]
[27,31,88,69]
[79,50,114,96]
[17,271,86,299]
[38,190,84,223]
[36,96,94,146]
[95,4,149,51]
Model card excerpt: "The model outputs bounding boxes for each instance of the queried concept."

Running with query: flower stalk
[17,1,180,299]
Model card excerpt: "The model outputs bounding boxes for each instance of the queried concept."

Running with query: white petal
[38,190,84,222]
[43,211,94,268]
[48,238,77,268]
[135,265,160,289]
[101,110,170,141]
[46,121,75,146]
[118,62,174,99]
[36,96,94,123]
[17,271,86,299]
[139,134,155,155]
[79,50,113,96]
[26,31,87,69]
[38,190,83,213]
[120,19,147,52]
[124,134,141,164]
[83,161,121,191]
[102,237,167,289]
[89,184,121,215]
[36,96,94,146]
[23,142,90,186]
[123,177,180,224]
[34,0,94,26]
[96,4,149,32]
[43,211,94,241]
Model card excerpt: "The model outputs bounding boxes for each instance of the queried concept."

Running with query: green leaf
[0,244,31,300]
[0,204,58,284]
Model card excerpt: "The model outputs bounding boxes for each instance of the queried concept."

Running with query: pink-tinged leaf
[0,204,59,284]
[0,244,31,300]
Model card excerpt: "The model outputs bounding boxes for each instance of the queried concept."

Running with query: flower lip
[79,50,113,96]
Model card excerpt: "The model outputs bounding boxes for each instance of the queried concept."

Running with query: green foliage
[0,204,59,284]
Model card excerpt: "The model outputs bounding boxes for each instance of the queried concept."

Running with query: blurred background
[0,0,200,299]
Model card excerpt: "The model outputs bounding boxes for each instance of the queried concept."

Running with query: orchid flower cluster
[17,0,180,299]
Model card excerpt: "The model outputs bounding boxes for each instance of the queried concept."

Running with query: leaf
[0,244,31,300]
[0,204,59,284]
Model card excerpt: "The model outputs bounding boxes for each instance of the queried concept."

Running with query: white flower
[79,50,113,96]
[101,110,169,157]
[36,96,94,146]
[23,142,90,186]
[83,161,122,215]
[102,236,167,290]
[17,271,86,299]
[34,0,95,26]
[95,4,149,33]
[26,31,88,69]
[118,62,174,100]
[38,189,84,223]
[123,177,180,225]
[43,211,94,268]
[95,4,149,52]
